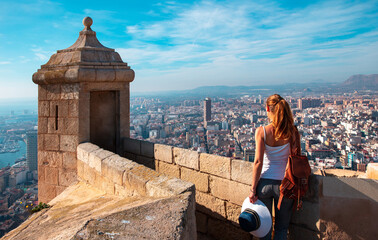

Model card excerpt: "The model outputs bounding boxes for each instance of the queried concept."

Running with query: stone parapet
[77,143,194,199]
[121,138,378,240]
[367,162,378,180]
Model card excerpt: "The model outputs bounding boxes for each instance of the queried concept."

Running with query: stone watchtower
[33,17,134,203]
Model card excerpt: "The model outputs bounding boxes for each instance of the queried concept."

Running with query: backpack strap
[277,194,284,210]
[291,126,301,156]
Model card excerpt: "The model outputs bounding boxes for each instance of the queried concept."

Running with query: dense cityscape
[0,112,38,236]
[0,89,377,236]
[130,92,378,172]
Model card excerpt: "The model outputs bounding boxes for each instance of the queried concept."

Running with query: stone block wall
[77,142,197,239]
[122,138,254,240]
[38,84,80,203]
[121,138,378,240]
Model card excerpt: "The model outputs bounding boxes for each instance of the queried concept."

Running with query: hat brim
[241,197,272,238]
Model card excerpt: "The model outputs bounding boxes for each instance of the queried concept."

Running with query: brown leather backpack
[277,126,311,211]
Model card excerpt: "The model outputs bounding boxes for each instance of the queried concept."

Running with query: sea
[0,98,37,116]
[0,98,37,169]
[0,141,27,169]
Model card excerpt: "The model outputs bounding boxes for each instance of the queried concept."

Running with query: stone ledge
[77,143,194,199]
[2,182,196,240]
[367,163,378,180]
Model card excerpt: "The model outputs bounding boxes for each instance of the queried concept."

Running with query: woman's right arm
[249,126,265,203]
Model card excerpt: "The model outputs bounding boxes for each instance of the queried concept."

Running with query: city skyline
[0,0,377,99]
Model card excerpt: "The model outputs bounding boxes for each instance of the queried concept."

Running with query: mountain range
[132,74,378,98]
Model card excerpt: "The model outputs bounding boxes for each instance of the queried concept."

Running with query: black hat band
[244,208,261,229]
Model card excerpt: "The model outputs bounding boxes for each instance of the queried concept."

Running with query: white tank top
[260,126,290,180]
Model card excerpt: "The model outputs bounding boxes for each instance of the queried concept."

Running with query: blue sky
[0,0,377,98]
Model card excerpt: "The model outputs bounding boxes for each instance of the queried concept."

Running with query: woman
[249,94,296,240]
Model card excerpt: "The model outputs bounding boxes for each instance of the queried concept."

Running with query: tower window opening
[55,105,58,130]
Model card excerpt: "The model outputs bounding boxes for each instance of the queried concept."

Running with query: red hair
[266,94,295,141]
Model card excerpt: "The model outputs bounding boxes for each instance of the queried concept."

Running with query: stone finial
[83,16,93,30]
[32,16,135,84]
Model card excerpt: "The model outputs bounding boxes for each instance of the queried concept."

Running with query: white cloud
[0,61,11,65]
[121,0,378,91]
[31,48,51,61]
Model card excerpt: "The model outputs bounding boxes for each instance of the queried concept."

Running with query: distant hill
[132,74,377,98]
[342,74,378,90]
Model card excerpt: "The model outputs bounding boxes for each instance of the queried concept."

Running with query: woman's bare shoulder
[255,126,264,138]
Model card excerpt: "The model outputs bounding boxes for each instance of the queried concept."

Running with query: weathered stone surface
[303,175,322,202]
[114,183,134,197]
[63,152,77,170]
[83,162,96,184]
[146,176,194,198]
[61,84,79,100]
[73,187,195,240]
[367,163,378,180]
[181,167,209,192]
[38,165,45,182]
[102,155,137,185]
[159,177,195,196]
[140,140,154,158]
[173,147,199,170]
[68,99,79,117]
[123,137,140,155]
[47,117,64,134]
[44,134,59,151]
[77,160,84,180]
[56,185,67,196]
[38,182,56,203]
[77,143,100,164]
[59,168,78,187]
[207,217,252,240]
[196,191,226,219]
[46,84,61,100]
[231,159,253,185]
[88,148,114,172]
[225,202,241,225]
[45,167,59,185]
[209,175,250,205]
[200,153,230,179]
[38,101,50,117]
[37,134,44,150]
[99,174,115,195]
[3,182,171,240]
[145,175,170,197]
[38,85,48,100]
[322,176,378,200]
[38,117,48,134]
[196,211,208,234]
[64,118,79,135]
[288,224,321,240]
[125,165,161,195]
[60,135,78,152]
[319,196,378,240]
[154,144,173,163]
[290,201,320,232]
[158,161,180,178]
[96,69,116,81]
[50,100,68,117]
[181,191,197,240]
[39,151,62,168]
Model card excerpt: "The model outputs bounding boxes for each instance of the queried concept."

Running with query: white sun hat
[239,197,272,238]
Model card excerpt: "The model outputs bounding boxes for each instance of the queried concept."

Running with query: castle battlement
[2,17,377,240]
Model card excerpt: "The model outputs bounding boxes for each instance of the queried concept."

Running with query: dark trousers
[257,178,294,240]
